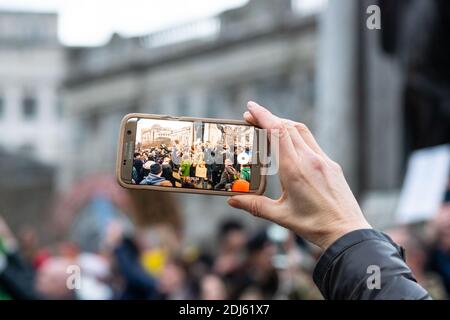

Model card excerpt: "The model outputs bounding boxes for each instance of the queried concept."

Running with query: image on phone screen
[127,118,256,193]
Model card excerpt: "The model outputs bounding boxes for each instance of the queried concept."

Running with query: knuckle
[310,156,325,171]
[273,119,285,131]
[294,122,310,135]
[271,121,289,138]
[250,198,262,218]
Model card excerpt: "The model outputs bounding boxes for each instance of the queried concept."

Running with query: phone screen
[126,117,258,193]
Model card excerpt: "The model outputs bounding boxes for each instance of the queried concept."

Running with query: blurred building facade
[61,0,319,242]
[1,0,429,243]
[0,10,66,242]
[0,10,66,165]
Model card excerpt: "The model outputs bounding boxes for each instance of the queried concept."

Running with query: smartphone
[116,113,266,196]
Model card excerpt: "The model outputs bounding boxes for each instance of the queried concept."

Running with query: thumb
[228,195,278,222]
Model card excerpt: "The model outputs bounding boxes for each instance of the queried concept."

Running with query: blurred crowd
[0,214,322,300]
[385,190,450,300]
[1,188,450,300]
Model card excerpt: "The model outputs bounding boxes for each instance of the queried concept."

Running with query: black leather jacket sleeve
[312,229,431,300]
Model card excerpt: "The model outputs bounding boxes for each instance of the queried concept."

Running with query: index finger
[246,101,298,171]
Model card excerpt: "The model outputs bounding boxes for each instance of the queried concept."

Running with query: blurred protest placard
[396,145,450,224]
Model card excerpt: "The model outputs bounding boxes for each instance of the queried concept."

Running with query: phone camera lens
[127,130,132,135]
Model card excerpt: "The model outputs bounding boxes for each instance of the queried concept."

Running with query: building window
[23,95,38,119]
[206,89,229,118]
[177,93,190,115]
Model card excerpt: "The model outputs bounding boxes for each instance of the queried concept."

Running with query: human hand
[228,101,371,250]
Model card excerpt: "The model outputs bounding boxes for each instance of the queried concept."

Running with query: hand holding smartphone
[116,114,266,195]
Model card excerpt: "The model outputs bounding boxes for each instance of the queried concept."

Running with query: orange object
[231,179,250,193]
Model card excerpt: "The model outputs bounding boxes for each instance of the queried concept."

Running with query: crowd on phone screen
[132,140,252,193]
[1,190,450,300]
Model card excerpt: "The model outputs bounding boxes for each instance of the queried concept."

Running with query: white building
[141,125,172,147]
[0,11,66,165]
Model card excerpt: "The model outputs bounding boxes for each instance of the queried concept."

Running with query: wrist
[318,220,372,250]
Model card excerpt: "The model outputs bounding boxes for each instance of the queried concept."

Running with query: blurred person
[197,161,209,189]
[16,226,39,266]
[0,217,40,299]
[137,224,183,274]
[35,257,74,300]
[240,164,251,182]
[228,101,430,299]
[142,160,153,178]
[189,145,197,179]
[199,274,227,300]
[193,144,205,168]
[181,177,197,189]
[192,143,206,187]
[180,153,192,183]
[387,226,447,299]
[241,230,279,299]
[214,220,247,276]
[75,252,114,300]
[204,142,215,183]
[133,153,144,184]
[234,145,242,171]
[283,268,323,300]
[245,146,252,159]
[103,219,187,300]
[178,249,214,298]
[203,141,212,157]
[158,259,191,299]
[171,140,181,169]
[214,159,239,191]
[210,150,222,187]
[194,153,208,189]
[224,229,279,300]
[33,249,52,270]
[58,242,80,260]
[103,221,159,300]
[222,144,232,164]
[132,166,139,184]
[213,144,226,184]
[0,217,17,256]
[426,189,450,296]
[272,230,323,300]
[161,157,176,187]
[206,220,249,299]
[140,163,172,187]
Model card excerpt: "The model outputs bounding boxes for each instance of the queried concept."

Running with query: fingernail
[247,101,257,109]
[227,197,237,207]
[243,111,251,118]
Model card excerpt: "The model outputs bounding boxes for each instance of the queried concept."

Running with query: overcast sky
[0,0,248,46]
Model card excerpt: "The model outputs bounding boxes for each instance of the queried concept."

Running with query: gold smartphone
[116,113,266,196]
